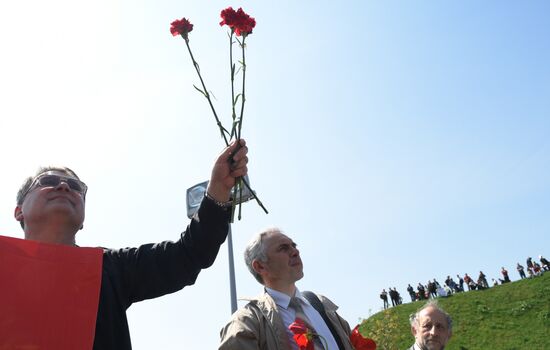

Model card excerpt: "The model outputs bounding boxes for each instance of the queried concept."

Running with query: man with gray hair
[219,227,354,349]
[408,301,453,350]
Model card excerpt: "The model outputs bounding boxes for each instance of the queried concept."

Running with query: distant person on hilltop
[456,274,464,291]
[539,255,550,271]
[444,276,458,293]
[501,267,511,283]
[407,284,416,302]
[463,273,473,291]
[408,301,452,350]
[532,262,543,276]
[380,289,389,309]
[437,284,449,297]
[478,271,489,289]
[417,283,427,300]
[427,280,437,299]
[389,287,399,307]
[516,263,526,279]
[526,257,534,272]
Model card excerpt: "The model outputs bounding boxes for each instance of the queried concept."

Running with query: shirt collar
[265,287,307,310]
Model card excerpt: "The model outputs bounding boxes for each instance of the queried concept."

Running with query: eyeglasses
[24,174,88,198]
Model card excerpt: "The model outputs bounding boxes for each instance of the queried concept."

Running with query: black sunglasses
[24,174,88,198]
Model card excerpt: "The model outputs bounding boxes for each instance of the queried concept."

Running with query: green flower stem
[227,30,242,222]
[229,31,238,138]
[233,36,248,217]
[184,38,229,146]
[237,36,246,140]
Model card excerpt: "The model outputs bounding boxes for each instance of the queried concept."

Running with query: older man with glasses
[13,139,248,350]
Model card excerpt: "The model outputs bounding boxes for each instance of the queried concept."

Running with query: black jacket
[92,198,230,350]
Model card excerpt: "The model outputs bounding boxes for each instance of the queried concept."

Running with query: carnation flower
[170,18,193,40]
[219,7,256,37]
[289,318,328,350]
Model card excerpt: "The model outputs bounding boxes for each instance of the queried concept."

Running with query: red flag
[0,235,103,350]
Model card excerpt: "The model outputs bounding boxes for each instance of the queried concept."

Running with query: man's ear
[411,325,417,337]
[252,259,266,276]
[14,206,24,222]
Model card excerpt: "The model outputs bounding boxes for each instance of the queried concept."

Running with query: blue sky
[1,1,549,349]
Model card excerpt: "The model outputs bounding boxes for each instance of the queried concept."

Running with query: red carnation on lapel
[289,318,314,350]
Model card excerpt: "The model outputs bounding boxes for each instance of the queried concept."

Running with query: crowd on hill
[379,254,549,309]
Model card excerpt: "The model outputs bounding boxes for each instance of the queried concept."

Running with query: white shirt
[265,287,339,350]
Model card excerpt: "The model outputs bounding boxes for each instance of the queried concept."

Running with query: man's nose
[55,181,71,191]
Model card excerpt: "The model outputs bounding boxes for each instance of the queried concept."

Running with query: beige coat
[219,292,354,350]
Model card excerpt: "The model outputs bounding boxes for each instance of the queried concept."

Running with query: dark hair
[16,166,82,229]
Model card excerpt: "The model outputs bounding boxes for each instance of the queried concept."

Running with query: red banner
[0,235,103,350]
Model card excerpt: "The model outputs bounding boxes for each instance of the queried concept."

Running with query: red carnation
[350,325,377,350]
[170,18,193,40]
[219,7,238,27]
[289,319,314,350]
[293,333,314,350]
[219,7,256,37]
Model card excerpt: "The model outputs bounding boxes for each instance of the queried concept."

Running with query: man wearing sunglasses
[13,140,248,350]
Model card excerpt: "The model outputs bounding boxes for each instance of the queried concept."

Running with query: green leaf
[221,126,230,137]
[233,94,242,106]
[193,85,206,97]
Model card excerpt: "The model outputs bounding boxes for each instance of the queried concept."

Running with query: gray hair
[409,300,453,331]
[244,227,282,284]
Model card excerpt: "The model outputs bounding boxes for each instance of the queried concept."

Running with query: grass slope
[359,272,550,350]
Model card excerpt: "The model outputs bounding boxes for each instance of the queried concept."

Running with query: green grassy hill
[359,272,550,350]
